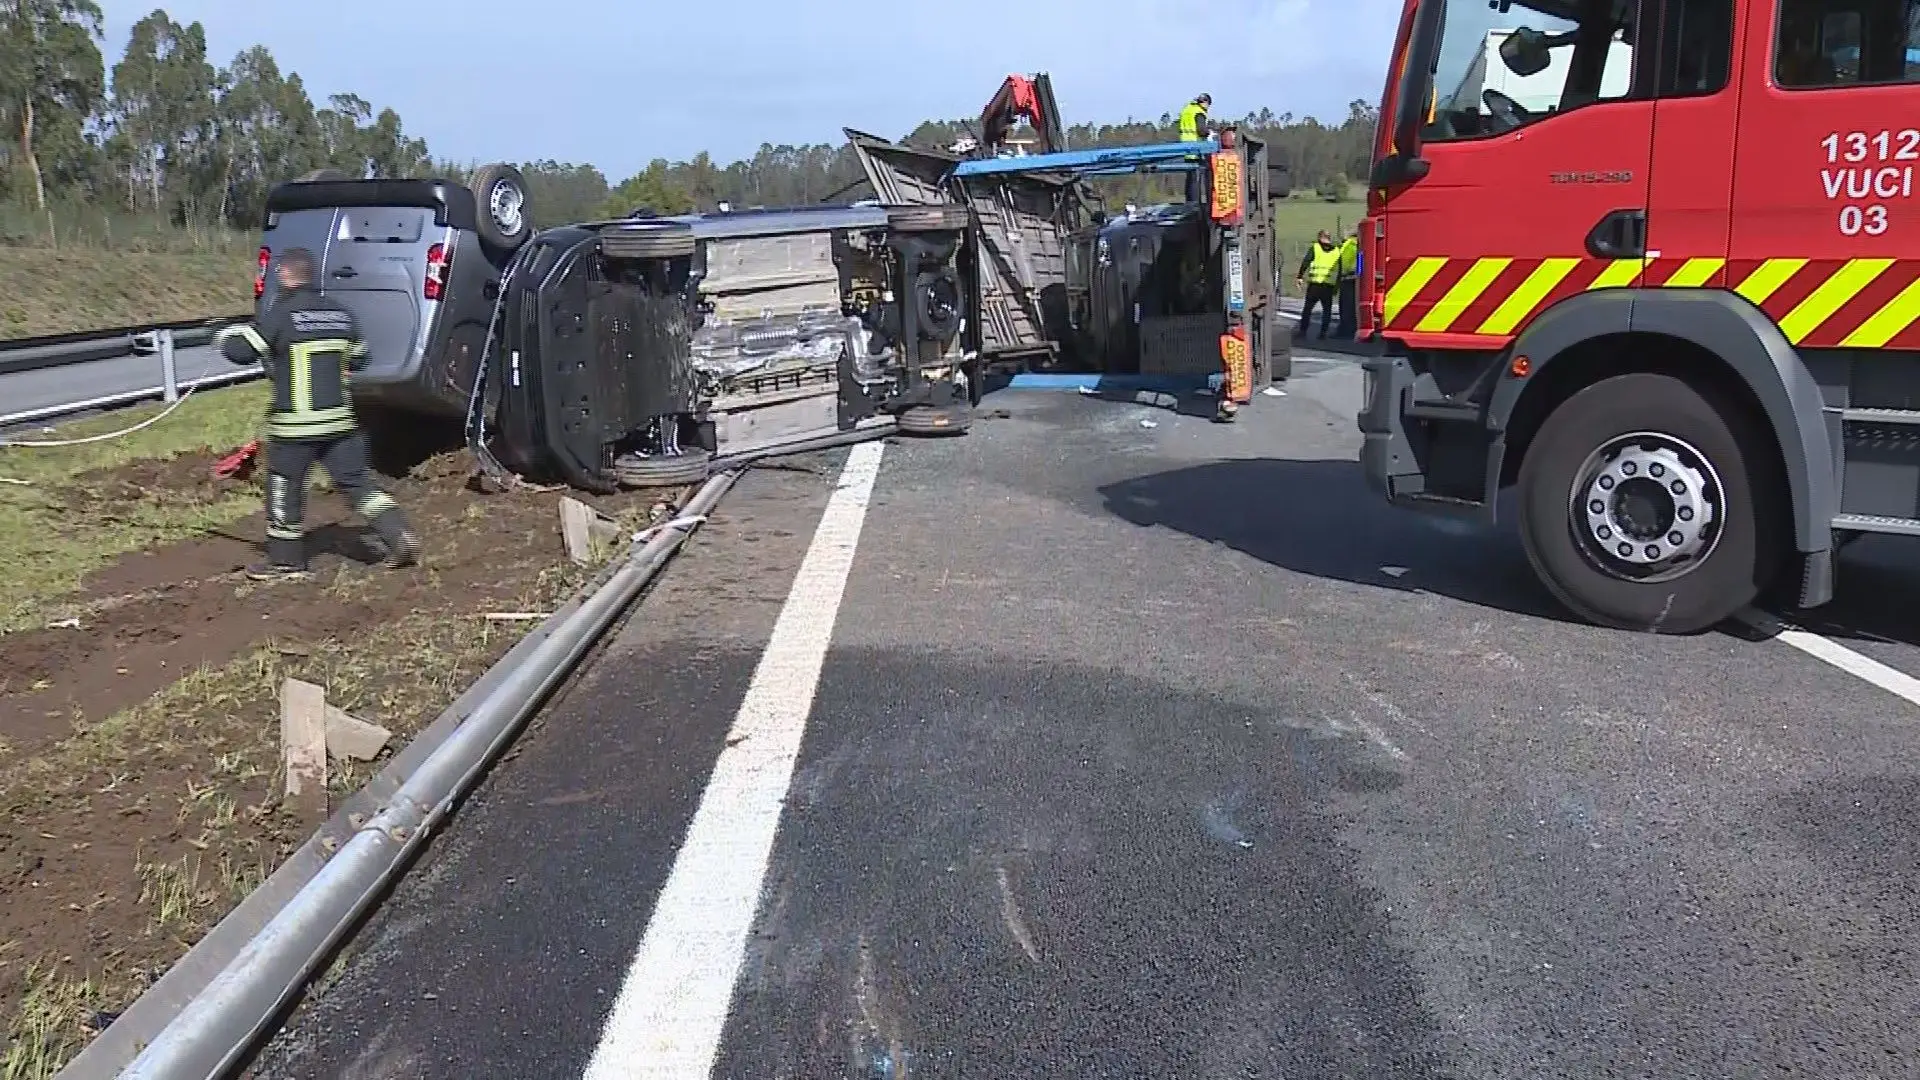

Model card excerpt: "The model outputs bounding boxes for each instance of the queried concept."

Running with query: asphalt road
[0,343,255,427]
[245,355,1920,1079]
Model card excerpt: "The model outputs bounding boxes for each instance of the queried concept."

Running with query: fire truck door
[1642,0,1740,291]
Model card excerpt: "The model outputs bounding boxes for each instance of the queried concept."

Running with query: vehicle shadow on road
[1758,534,1920,649]
[1098,456,1576,624]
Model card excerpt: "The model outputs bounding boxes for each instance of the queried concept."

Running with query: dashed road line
[581,441,885,1079]
[1739,606,1920,710]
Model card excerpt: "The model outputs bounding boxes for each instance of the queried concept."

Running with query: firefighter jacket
[215,284,369,440]
[1338,236,1359,278]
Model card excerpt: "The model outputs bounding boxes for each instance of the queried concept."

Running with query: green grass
[0,247,255,341]
[0,384,268,632]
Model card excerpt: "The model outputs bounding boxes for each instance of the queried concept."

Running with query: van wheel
[1516,372,1784,634]
[299,168,349,182]
[613,448,711,488]
[470,163,532,251]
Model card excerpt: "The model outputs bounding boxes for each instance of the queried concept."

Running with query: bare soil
[0,443,688,1072]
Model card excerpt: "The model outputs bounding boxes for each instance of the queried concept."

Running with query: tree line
[0,2,1378,245]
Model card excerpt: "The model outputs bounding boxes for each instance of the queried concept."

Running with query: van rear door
[320,207,435,380]
[259,208,340,310]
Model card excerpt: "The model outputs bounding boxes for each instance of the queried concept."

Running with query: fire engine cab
[1358,0,1920,633]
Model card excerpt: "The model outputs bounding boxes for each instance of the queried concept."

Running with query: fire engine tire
[613,448,712,488]
[1515,372,1785,635]
[887,206,971,233]
[896,403,973,436]
[298,168,349,182]
[470,163,533,252]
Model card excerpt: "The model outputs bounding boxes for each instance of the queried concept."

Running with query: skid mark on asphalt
[582,441,885,1079]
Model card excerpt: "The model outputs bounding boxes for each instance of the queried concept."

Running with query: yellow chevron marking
[1778,258,1892,343]
[1840,274,1920,349]
[1382,257,1448,327]
[1662,258,1724,288]
[1733,258,1805,306]
[1586,258,1647,289]
[1477,258,1580,336]
[1415,257,1511,332]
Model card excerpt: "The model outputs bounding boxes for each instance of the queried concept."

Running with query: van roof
[263,178,477,232]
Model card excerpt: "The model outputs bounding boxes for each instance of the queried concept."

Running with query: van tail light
[424,242,449,301]
[254,246,270,299]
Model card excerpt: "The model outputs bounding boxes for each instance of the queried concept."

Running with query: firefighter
[1294,230,1341,340]
[214,246,420,581]
[1336,223,1361,338]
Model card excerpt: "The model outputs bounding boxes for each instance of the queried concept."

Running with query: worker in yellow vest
[1177,94,1212,203]
[1336,224,1360,338]
[1178,94,1212,141]
[1294,230,1342,340]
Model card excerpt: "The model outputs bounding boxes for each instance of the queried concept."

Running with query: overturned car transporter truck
[847,125,1289,406]
[488,202,975,491]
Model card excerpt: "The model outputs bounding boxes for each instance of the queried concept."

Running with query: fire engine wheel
[613,448,712,488]
[896,402,973,436]
[1516,372,1784,635]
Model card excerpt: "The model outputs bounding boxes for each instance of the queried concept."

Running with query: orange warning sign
[1209,152,1243,224]
[1219,329,1251,403]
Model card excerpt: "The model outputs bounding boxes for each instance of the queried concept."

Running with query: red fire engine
[1358,0,1920,633]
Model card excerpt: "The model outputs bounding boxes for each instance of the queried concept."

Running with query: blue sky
[101,1,1401,181]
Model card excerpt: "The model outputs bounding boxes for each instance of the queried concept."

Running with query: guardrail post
[159,329,178,403]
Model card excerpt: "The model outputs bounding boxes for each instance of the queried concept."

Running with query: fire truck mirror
[1499,27,1553,78]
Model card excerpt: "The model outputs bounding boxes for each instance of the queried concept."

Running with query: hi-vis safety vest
[1178,102,1206,142]
[1338,237,1359,277]
[1307,244,1342,285]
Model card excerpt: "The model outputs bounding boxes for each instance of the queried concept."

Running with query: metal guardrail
[0,313,249,377]
[0,314,260,429]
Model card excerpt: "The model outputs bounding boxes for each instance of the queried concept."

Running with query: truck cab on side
[253,165,534,421]
[1359,0,1920,633]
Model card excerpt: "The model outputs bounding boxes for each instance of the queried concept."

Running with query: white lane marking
[1738,606,1920,709]
[582,441,885,1080]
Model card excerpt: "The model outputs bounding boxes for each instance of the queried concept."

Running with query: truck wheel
[1516,372,1784,634]
[613,448,711,488]
[897,402,972,436]
[1270,318,1293,382]
[470,163,532,251]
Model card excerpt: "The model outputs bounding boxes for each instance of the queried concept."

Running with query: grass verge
[0,459,672,1074]
[0,248,254,341]
[0,385,269,633]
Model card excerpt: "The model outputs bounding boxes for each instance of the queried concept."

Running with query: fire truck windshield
[1420,0,1637,142]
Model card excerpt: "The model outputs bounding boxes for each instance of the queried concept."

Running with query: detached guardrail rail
[0,313,259,429]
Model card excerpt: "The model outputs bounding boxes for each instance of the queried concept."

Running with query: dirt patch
[0,445,690,1070]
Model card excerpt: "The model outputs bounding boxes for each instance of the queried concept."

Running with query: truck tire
[897,402,972,435]
[1516,371,1784,634]
[470,163,532,252]
[298,168,349,182]
[1270,318,1293,382]
[613,448,711,488]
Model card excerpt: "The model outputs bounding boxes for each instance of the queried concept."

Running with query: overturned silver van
[254,166,534,420]
[488,202,975,491]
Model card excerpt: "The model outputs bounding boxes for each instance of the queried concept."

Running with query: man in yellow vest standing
[1336,223,1360,338]
[1177,93,1212,203]
[1294,230,1342,340]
